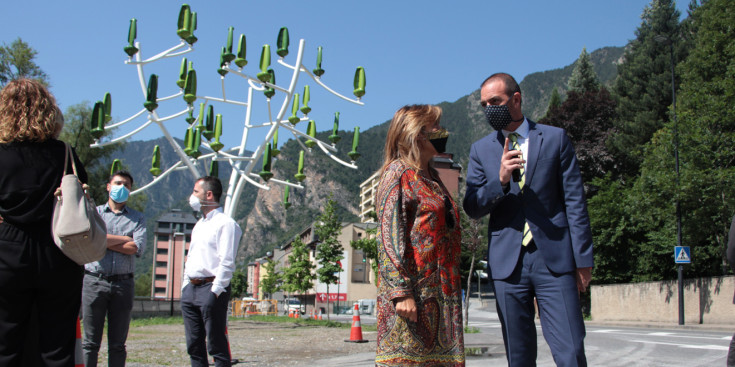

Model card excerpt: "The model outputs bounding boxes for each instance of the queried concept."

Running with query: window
[155,261,167,268]
[156,247,168,255]
[155,274,166,281]
[158,235,169,242]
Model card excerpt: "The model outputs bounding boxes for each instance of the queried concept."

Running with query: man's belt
[84,270,134,282]
[189,276,216,285]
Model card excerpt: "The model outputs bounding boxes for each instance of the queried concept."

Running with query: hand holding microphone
[499,137,525,185]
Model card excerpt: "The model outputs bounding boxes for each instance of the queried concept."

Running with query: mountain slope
[115,46,624,269]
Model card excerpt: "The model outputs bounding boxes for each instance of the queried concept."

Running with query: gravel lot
[106,319,376,366]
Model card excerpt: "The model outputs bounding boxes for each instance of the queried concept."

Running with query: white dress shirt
[503,117,530,161]
[183,207,242,296]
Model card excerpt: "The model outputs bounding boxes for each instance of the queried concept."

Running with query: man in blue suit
[463,73,593,367]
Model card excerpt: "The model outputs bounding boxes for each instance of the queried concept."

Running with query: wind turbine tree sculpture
[91,4,366,217]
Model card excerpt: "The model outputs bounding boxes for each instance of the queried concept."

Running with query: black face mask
[426,128,449,154]
[484,104,513,131]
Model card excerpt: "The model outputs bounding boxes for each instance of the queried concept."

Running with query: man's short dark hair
[109,170,134,186]
[197,176,222,203]
[481,73,521,98]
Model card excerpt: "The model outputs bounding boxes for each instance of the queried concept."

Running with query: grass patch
[245,315,377,332]
[130,316,183,327]
[463,326,480,334]
[127,314,380,332]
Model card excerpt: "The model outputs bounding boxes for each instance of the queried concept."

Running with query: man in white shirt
[181,176,242,367]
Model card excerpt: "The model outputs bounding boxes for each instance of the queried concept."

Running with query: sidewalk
[312,292,732,366]
[312,299,507,366]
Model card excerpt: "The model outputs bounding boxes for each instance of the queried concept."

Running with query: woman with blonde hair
[0,78,88,366]
[375,104,464,366]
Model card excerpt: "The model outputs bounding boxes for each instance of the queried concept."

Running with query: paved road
[465,310,731,366]
[314,294,732,366]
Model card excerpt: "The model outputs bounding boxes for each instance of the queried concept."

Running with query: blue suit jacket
[463,121,593,280]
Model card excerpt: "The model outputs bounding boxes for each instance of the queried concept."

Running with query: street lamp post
[655,34,683,325]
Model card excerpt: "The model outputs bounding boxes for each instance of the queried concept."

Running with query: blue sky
[2,0,689,152]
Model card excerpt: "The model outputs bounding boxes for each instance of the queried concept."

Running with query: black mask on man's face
[484,104,513,131]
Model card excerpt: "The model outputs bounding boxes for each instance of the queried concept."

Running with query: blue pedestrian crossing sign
[675,246,691,264]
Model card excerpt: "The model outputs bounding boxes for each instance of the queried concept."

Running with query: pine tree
[567,47,600,93]
[545,87,562,118]
[282,237,315,309]
[608,0,688,179]
[314,196,344,319]
[627,0,735,280]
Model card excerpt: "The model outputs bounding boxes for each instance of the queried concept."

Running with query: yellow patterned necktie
[509,133,532,247]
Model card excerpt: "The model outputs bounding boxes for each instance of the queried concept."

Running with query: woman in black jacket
[0,78,88,366]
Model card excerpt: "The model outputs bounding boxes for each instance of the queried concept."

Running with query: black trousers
[181,282,231,367]
[0,223,83,367]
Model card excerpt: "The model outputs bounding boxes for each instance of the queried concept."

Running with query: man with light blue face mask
[82,170,146,367]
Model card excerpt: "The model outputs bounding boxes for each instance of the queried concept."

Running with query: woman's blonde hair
[0,78,59,143]
[380,104,442,175]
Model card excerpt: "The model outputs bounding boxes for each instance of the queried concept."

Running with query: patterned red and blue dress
[375,160,465,366]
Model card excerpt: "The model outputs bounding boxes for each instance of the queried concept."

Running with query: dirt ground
[110,319,376,366]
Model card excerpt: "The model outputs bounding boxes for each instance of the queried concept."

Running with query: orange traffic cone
[75,317,84,367]
[344,303,368,343]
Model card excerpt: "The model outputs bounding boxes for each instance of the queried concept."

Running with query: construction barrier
[344,303,368,343]
[230,299,279,317]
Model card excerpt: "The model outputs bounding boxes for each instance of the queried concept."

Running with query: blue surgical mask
[109,184,130,203]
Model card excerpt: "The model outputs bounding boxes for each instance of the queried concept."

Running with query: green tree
[134,269,152,297]
[608,0,688,179]
[627,0,735,280]
[0,38,48,86]
[459,208,484,327]
[314,196,344,319]
[282,237,315,311]
[350,227,378,284]
[539,88,617,192]
[57,102,129,204]
[230,268,248,298]
[587,175,638,284]
[567,47,600,93]
[259,258,281,298]
[544,87,562,118]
